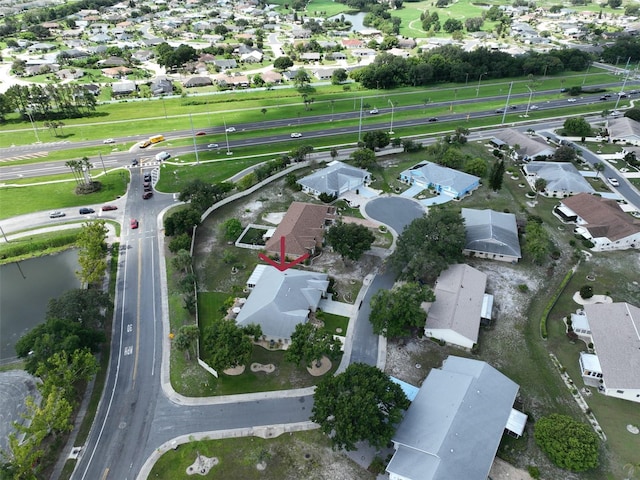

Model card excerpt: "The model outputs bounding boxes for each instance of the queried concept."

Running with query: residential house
[235,266,330,343]
[214,59,238,70]
[424,264,492,349]
[183,76,213,88]
[262,70,282,84]
[578,303,640,404]
[523,162,595,197]
[387,356,525,480]
[493,128,555,161]
[301,52,321,62]
[264,202,336,258]
[111,81,136,96]
[240,50,263,63]
[399,162,480,199]
[83,84,101,96]
[607,116,640,146]
[27,43,56,53]
[56,68,84,80]
[101,66,133,78]
[297,160,370,198]
[342,38,364,49]
[461,208,522,262]
[556,193,640,251]
[328,51,347,61]
[98,56,127,67]
[149,77,173,95]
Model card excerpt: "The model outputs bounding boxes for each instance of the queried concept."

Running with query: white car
[207,143,219,148]
[155,151,171,161]
[49,211,66,218]
[225,127,236,133]
[370,108,379,114]
[529,105,539,110]
[290,132,302,138]
[567,98,577,102]
[608,177,619,187]
[103,138,115,144]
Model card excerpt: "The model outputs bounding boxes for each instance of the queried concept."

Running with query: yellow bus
[149,135,164,144]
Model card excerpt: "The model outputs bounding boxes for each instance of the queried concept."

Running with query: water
[327,12,368,33]
[0,249,80,363]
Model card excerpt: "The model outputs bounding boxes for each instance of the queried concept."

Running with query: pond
[0,249,80,364]
[327,12,368,33]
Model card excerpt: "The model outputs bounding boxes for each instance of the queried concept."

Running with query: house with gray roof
[607,116,640,146]
[578,303,640,404]
[235,266,329,343]
[493,128,555,161]
[400,162,480,199]
[461,208,521,262]
[424,264,492,349]
[110,81,136,96]
[387,356,524,480]
[523,162,595,197]
[297,161,370,198]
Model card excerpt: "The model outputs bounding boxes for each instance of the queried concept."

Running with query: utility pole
[357,97,363,143]
[99,153,107,174]
[189,113,200,165]
[501,82,513,125]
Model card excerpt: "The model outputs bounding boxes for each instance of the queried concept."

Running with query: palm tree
[534,177,547,200]
[65,160,81,184]
[594,162,605,179]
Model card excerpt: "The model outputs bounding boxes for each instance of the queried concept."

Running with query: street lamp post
[357,97,363,142]
[25,111,41,143]
[524,85,534,117]
[189,113,200,165]
[388,99,395,135]
[223,118,232,156]
[465,73,469,85]
[582,62,591,86]
[476,72,487,98]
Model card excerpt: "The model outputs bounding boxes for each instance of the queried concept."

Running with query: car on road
[608,177,620,187]
[103,138,115,144]
[495,109,505,113]
[207,143,219,148]
[79,207,95,215]
[49,211,65,218]
[142,191,153,200]
[101,205,118,211]
[529,105,539,110]
[225,127,236,133]
[144,185,152,192]
[603,94,612,98]
[290,132,303,138]
[600,96,608,100]
[567,98,577,102]
[195,131,206,136]
[428,117,438,122]
[369,108,379,114]
[143,173,152,182]
[155,151,171,161]
[509,105,517,110]
[130,219,139,229]
[132,159,139,166]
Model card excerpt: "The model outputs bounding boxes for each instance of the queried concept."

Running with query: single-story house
[101,66,133,78]
[97,56,127,67]
[556,193,640,251]
[387,356,525,480]
[607,116,640,146]
[301,52,321,62]
[111,81,136,96]
[264,202,336,258]
[235,266,329,344]
[262,70,283,84]
[461,208,522,262]
[149,77,173,95]
[493,128,555,161]
[424,264,492,349]
[578,303,640,404]
[523,162,595,197]
[297,161,370,198]
[183,76,213,88]
[400,162,480,199]
[214,59,237,70]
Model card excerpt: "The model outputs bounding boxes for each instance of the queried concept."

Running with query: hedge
[540,267,576,339]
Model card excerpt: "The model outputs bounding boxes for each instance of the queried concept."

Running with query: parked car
[225,127,236,133]
[369,108,379,114]
[101,205,118,211]
[144,185,152,192]
[290,132,303,138]
[130,218,139,229]
[567,98,577,102]
[142,191,153,200]
[143,173,152,182]
[103,138,115,144]
[207,143,219,148]
[608,177,619,187]
[428,117,438,122]
[155,151,171,161]
[79,207,95,215]
[49,211,66,218]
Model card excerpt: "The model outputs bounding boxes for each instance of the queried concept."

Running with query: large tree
[563,116,592,137]
[179,179,233,214]
[47,289,110,330]
[350,147,377,169]
[488,159,505,191]
[534,414,599,472]
[523,219,551,265]
[202,319,253,372]
[76,220,108,287]
[326,222,375,261]
[388,209,465,282]
[311,363,410,451]
[285,322,342,367]
[369,282,434,338]
[164,207,202,237]
[273,56,294,71]
[362,130,390,150]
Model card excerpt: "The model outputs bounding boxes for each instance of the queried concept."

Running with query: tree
[285,322,342,367]
[624,108,640,122]
[452,126,469,145]
[608,0,622,8]
[488,160,505,191]
[350,148,377,169]
[311,363,410,451]
[173,324,200,361]
[76,220,108,287]
[443,18,463,33]
[293,68,311,88]
[551,145,577,162]
[164,207,201,237]
[465,17,484,32]
[273,56,294,71]
[593,162,605,179]
[220,218,243,242]
[179,179,232,215]
[202,319,253,372]
[441,147,465,169]
[35,348,98,402]
[523,220,550,265]
[534,414,599,472]
[579,285,594,299]
[389,209,466,282]
[326,222,375,261]
[563,117,592,137]
[464,157,487,177]
[331,68,348,85]
[47,289,110,330]
[534,177,547,199]
[171,249,192,275]
[369,282,434,338]
[168,233,191,254]
[362,130,390,150]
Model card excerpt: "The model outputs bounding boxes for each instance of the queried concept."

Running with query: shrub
[528,465,541,479]
[534,414,599,472]
[540,268,574,338]
[580,285,594,299]
[518,284,529,292]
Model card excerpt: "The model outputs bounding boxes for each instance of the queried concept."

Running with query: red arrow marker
[258,236,309,272]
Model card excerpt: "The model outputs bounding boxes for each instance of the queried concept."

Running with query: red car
[102,205,118,211]
[142,191,153,199]
[130,219,139,229]
[195,131,206,136]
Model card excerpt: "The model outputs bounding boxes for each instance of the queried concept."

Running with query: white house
[399,162,480,199]
[523,162,595,197]
[493,128,555,161]
[578,303,640,404]
[424,264,492,349]
[556,193,640,251]
[461,208,522,262]
[387,356,525,480]
[297,161,370,198]
[607,116,640,146]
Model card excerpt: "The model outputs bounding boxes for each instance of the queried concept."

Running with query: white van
[155,151,171,161]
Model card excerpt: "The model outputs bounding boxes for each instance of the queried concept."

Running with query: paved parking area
[0,370,40,452]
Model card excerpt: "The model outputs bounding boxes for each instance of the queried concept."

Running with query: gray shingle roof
[494,128,555,159]
[235,266,329,339]
[462,208,521,259]
[297,161,369,196]
[524,162,595,194]
[388,356,519,480]
[401,162,479,196]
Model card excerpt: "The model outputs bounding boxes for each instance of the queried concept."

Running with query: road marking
[0,152,48,162]
[127,324,132,333]
[100,468,109,480]
[124,346,133,355]
[132,237,142,388]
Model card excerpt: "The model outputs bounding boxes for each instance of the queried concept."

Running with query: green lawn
[317,312,349,335]
[0,229,81,265]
